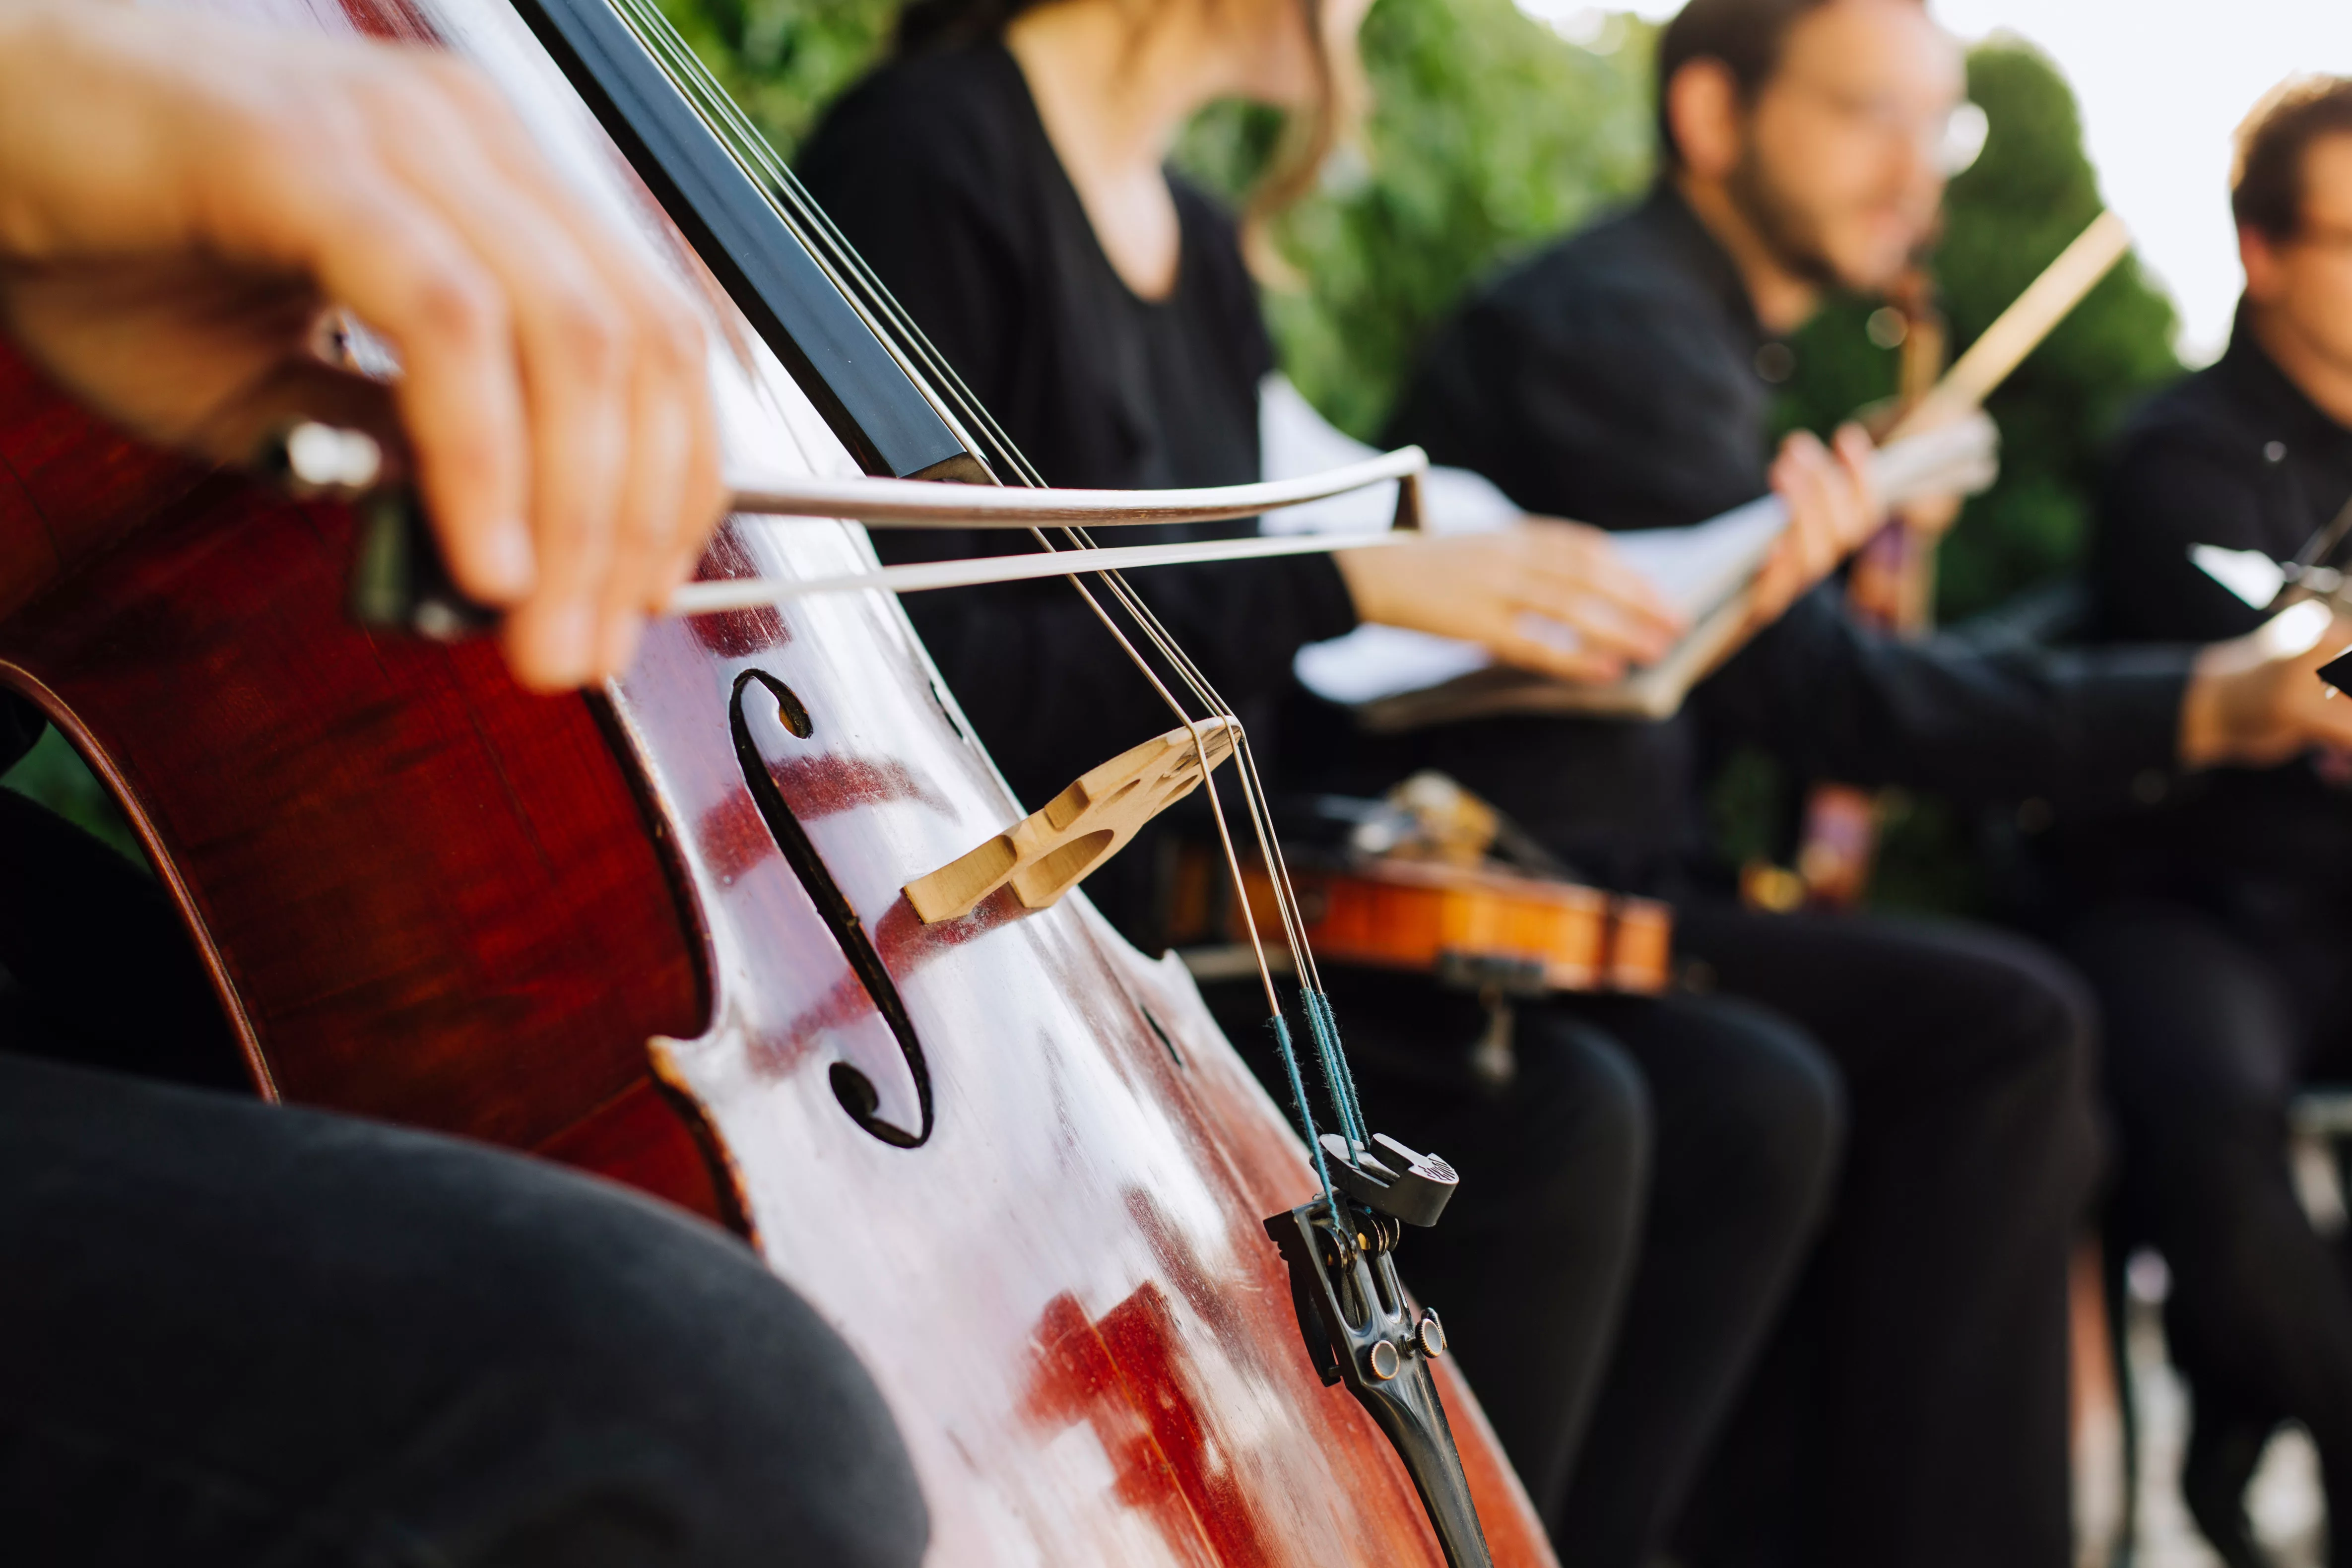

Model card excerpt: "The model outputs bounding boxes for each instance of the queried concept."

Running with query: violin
[1261,857,1671,998]
[1166,774,1672,1087]
[0,0,1553,1563]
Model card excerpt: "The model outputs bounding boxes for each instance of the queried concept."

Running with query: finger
[1508,562,1679,660]
[1517,564,1683,656]
[1510,597,1676,666]
[1773,430,1842,552]
[257,177,536,608]
[1485,624,1630,685]
[589,359,695,674]
[665,361,726,597]
[422,60,723,632]
[1518,524,1685,637]
[1763,433,1850,598]
[360,81,645,689]
[1784,427,1879,565]
[1832,422,1882,522]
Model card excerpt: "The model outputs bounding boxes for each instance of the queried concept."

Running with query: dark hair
[1653,0,1920,166]
[892,0,1359,276]
[2232,77,2352,241]
[895,0,1028,54]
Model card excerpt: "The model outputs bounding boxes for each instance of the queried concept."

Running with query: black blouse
[798,43,1358,846]
[2067,310,2352,927]
[1371,185,2192,892]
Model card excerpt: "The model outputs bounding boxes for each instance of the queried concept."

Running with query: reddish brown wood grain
[0,0,1564,1563]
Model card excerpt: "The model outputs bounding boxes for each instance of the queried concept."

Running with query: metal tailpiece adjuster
[1265,1182,1490,1568]
[1318,1131,1458,1229]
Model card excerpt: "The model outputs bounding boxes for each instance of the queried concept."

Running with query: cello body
[0,0,1555,1564]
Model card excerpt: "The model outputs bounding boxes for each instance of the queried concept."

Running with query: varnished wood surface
[0,0,1561,1563]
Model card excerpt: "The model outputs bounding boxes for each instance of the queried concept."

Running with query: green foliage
[1178,0,1656,438]
[652,0,897,156]
[3,726,145,868]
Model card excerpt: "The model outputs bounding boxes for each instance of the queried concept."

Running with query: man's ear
[2241,224,2284,305]
[1666,57,1746,182]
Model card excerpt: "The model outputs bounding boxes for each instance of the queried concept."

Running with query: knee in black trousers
[1554,993,1844,1568]
[1672,907,2103,1568]
[0,1054,928,1568]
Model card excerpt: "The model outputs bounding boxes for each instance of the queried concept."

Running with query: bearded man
[1335,0,2231,1562]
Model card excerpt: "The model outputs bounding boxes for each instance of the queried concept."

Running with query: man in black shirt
[2068,79,2352,1566]
[1370,1,2352,1563]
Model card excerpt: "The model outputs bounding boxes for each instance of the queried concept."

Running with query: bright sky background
[1540,1,2352,364]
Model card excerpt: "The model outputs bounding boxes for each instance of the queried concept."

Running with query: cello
[0,0,1556,1563]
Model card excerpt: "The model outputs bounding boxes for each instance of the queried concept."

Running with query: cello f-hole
[728,668,932,1148]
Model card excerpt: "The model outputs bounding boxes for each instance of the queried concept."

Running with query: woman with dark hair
[796,1,1881,1558]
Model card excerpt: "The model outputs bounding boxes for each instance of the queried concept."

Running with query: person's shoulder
[2107,362,2253,479]
[1495,199,1689,301]
[798,44,1030,197]
[1459,202,1708,355]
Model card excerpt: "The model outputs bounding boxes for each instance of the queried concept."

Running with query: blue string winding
[1266,1013,1341,1217]
[1302,987,1369,1155]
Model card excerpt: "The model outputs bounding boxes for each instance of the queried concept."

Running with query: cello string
[617,0,1366,1065]
[622,3,1312,1040]
[1051,517,1371,1139]
[1032,549,1350,1214]
[1057,539,1370,1152]
[1041,524,1371,1157]
[1014,518,1370,1165]
[616,0,1041,486]
[613,0,1368,1197]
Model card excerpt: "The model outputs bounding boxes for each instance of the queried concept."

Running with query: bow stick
[284,425,1429,632]
[1890,209,2133,442]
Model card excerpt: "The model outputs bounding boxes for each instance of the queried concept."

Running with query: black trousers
[0,786,926,1568]
[2069,899,2352,1549]
[0,1051,929,1568]
[1672,904,2103,1568]
[1208,970,1843,1566]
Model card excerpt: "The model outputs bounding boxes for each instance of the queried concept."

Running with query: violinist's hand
[2178,605,2352,769]
[1746,424,1881,627]
[1335,521,1685,684]
[0,3,723,691]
